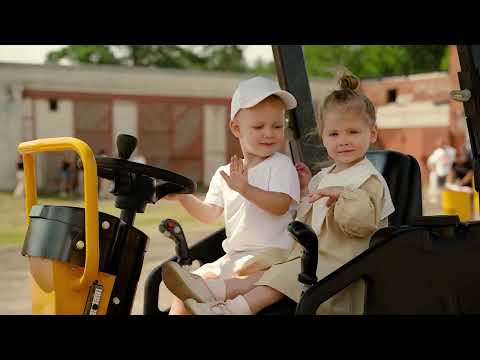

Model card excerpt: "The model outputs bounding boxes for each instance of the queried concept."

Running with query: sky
[0,45,274,66]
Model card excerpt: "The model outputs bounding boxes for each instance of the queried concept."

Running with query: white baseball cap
[230,76,297,120]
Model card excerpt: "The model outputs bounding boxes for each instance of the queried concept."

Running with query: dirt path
[0,230,211,315]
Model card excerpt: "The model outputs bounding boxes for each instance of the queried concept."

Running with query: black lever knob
[116,134,137,160]
[288,221,318,287]
[159,219,192,266]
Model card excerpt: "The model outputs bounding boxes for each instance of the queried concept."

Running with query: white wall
[0,62,333,104]
[0,83,24,191]
[34,99,74,189]
[377,102,450,128]
[35,99,74,138]
[203,105,227,185]
[22,97,34,140]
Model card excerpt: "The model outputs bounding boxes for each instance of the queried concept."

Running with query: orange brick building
[361,46,466,182]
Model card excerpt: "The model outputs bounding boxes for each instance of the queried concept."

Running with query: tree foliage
[46,45,450,79]
[46,45,247,71]
[46,45,120,65]
[302,45,449,79]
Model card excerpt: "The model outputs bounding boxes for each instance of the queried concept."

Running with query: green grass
[0,183,445,247]
[0,192,224,247]
[0,231,27,246]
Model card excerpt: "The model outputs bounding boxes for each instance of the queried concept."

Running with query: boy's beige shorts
[192,247,291,279]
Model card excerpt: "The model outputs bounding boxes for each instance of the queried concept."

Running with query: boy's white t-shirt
[204,152,300,254]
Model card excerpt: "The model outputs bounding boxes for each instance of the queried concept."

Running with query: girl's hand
[308,186,345,207]
[295,162,312,192]
[220,155,249,194]
[164,194,179,201]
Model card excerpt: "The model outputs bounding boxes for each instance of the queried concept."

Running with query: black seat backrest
[366,150,422,226]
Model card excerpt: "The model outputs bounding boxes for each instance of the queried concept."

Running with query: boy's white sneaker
[162,261,216,303]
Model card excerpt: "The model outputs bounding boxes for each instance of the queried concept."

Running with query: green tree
[439,46,451,71]
[303,45,358,77]
[47,45,450,79]
[401,45,448,74]
[46,45,247,72]
[46,45,120,65]
[249,45,450,79]
[248,57,276,75]
[200,45,247,72]
[351,45,411,78]
[118,45,206,68]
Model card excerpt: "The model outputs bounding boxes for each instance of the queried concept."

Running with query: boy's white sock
[204,278,227,301]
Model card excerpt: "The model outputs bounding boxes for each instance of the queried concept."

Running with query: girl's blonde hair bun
[338,74,360,91]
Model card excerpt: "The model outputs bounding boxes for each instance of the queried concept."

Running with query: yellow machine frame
[18,137,115,314]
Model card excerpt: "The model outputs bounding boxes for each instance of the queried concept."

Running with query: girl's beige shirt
[255,158,395,314]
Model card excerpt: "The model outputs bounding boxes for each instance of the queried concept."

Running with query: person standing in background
[13,154,24,198]
[427,139,456,203]
[59,154,73,198]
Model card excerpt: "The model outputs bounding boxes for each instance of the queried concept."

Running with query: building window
[49,99,58,112]
[387,89,397,103]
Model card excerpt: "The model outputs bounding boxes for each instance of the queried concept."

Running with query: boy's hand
[163,194,187,201]
[220,155,249,194]
[308,186,344,207]
[295,162,312,192]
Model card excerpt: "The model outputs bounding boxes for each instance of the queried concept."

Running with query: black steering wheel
[95,157,196,195]
[95,134,196,200]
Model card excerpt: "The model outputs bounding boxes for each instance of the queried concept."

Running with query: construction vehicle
[19,45,480,315]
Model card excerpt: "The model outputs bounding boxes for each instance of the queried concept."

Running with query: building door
[74,99,113,155]
[73,99,113,192]
[138,100,203,184]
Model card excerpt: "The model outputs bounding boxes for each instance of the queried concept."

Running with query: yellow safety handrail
[18,137,99,291]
